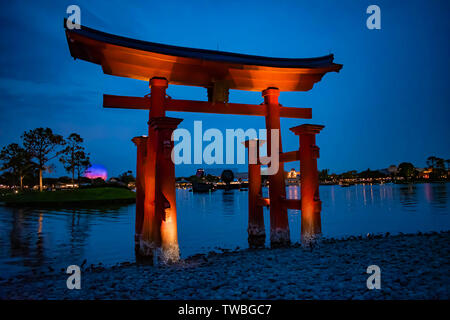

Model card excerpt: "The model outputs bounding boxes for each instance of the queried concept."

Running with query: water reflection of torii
[64,21,342,262]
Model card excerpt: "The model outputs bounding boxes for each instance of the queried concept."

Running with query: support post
[149,116,183,263]
[149,77,168,118]
[139,77,168,258]
[290,124,324,244]
[244,139,265,248]
[262,87,290,247]
[132,136,148,251]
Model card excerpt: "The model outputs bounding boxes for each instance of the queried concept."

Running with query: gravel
[1,231,449,300]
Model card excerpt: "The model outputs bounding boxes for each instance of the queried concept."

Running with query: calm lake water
[0,183,449,277]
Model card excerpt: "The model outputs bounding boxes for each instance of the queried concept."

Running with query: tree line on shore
[318,157,450,182]
[177,156,450,185]
[0,128,91,191]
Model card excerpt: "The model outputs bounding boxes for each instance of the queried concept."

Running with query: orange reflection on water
[363,185,367,205]
[424,183,433,203]
[38,212,43,234]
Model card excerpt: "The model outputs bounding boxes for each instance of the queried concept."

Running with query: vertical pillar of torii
[131,136,147,252]
[263,88,290,247]
[149,117,182,262]
[244,139,265,248]
[290,124,324,243]
[137,77,183,262]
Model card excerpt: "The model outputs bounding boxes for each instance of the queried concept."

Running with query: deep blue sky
[0,0,448,178]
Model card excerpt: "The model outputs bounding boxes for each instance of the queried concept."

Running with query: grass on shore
[0,187,136,206]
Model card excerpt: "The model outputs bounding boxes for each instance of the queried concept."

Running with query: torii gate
[64,21,342,262]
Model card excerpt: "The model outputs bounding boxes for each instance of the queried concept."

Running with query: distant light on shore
[85,164,108,180]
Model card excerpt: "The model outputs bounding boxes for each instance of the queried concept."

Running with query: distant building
[417,168,432,179]
[287,168,299,179]
[196,169,205,178]
[286,168,300,185]
[175,179,192,189]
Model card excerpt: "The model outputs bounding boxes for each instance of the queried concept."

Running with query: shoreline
[1,231,448,300]
[0,187,136,207]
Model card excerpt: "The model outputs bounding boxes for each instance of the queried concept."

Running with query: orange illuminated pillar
[290,124,324,244]
[139,77,168,258]
[149,117,183,263]
[245,139,265,248]
[149,78,167,118]
[132,136,148,250]
[263,87,290,247]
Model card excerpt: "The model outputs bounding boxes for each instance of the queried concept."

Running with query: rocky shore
[1,231,449,300]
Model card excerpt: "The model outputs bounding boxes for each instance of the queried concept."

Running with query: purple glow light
[84,164,108,180]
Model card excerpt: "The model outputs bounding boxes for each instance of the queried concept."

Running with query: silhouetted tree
[341,170,357,179]
[59,133,90,185]
[0,171,15,188]
[21,128,65,191]
[319,169,330,181]
[221,170,234,189]
[427,156,438,169]
[0,143,35,190]
[358,168,386,179]
[92,177,106,186]
[118,170,135,184]
[426,156,446,179]
[205,174,220,183]
[436,158,445,170]
[435,158,446,179]
[398,162,416,180]
[74,150,91,182]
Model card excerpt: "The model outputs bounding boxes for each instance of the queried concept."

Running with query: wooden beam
[104,94,149,109]
[103,94,312,119]
[166,99,267,116]
[279,106,311,119]
[283,199,302,210]
[280,150,300,163]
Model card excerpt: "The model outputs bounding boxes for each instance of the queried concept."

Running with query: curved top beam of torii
[64,19,342,92]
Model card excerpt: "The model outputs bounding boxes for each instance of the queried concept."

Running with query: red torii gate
[64,21,342,262]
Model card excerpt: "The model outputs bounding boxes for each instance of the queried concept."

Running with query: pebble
[1,231,449,300]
